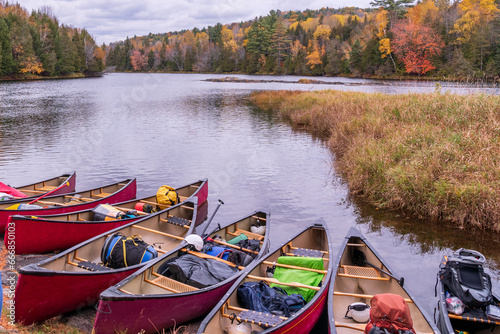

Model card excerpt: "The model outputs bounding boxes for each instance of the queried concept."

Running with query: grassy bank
[250,90,500,232]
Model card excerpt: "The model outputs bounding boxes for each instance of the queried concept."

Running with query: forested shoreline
[0,3,103,80]
[104,0,500,80]
[2,0,499,81]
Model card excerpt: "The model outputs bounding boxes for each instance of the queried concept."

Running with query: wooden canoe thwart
[328,227,439,334]
[0,178,137,231]
[198,223,333,334]
[13,197,206,325]
[7,179,208,254]
[92,210,270,334]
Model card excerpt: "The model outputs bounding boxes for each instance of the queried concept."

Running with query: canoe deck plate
[342,265,380,278]
[236,310,285,328]
[291,248,323,258]
[166,216,190,226]
[77,261,111,271]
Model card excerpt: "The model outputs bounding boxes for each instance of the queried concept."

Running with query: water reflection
[0,73,499,323]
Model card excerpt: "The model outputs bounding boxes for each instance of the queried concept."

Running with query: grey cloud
[18,0,373,44]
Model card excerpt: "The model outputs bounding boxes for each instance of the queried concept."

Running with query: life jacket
[156,185,179,210]
[364,293,415,334]
[0,182,28,198]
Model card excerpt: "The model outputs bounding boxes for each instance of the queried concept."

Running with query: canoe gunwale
[14,172,75,189]
[1,172,76,203]
[198,222,334,334]
[98,209,271,301]
[0,178,136,213]
[17,197,199,277]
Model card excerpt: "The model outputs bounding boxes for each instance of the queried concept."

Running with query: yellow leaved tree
[374,8,396,70]
[452,0,499,44]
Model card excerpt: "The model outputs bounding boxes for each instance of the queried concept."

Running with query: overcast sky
[17,0,374,44]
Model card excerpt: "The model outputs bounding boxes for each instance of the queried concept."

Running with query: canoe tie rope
[95,301,112,314]
[236,310,286,328]
[291,248,324,258]
[229,313,242,324]
[166,216,190,226]
[77,261,112,271]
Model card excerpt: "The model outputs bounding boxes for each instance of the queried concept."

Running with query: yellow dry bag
[156,185,179,210]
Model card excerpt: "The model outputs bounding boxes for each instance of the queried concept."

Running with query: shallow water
[1,73,499,331]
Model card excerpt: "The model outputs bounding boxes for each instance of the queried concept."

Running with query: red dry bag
[364,293,415,334]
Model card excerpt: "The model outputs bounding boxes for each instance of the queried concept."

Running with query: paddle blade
[5,203,20,210]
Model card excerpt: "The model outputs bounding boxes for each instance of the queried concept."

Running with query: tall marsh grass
[251,90,500,231]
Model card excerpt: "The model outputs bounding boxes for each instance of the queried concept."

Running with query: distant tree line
[104,0,500,79]
[0,2,103,77]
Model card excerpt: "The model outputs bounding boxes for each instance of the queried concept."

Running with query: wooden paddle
[28,181,70,204]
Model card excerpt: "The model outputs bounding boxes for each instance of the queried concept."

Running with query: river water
[1,73,499,330]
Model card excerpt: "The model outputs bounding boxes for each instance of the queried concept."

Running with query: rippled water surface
[1,73,499,328]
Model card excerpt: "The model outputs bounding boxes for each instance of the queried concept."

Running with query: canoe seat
[92,192,111,198]
[235,310,286,328]
[234,229,265,240]
[35,185,56,191]
[165,216,190,226]
[77,261,111,271]
[150,275,198,293]
[339,265,389,281]
[290,248,324,258]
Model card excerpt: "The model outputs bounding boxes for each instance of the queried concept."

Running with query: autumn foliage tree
[0,2,103,77]
[104,5,500,79]
[391,20,444,75]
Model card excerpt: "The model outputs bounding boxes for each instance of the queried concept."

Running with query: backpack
[364,294,415,334]
[438,248,493,307]
[101,233,157,269]
[237,281,305,317]
[156,185,179,210]
[92,204,125,221]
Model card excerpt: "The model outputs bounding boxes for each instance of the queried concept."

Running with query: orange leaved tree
[391,20,444,75]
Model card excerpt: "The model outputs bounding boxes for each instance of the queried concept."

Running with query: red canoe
[14,197,206,325]
[7,179,208,254]
[0,172,76,202]
[0,178,136,232]
[198,223,333,334]
[93,210,270,334]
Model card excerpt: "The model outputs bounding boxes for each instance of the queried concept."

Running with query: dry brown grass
[251,90,500,231]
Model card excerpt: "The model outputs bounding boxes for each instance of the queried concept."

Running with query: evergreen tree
[370,0,414,22]
[159,42,167,68]
[246,18,272,56]
[148,49,155,69]
[362,38,383,74]
[349,39,363,73]
[57,27,77,74]
[271,17,291,73]
[0,18,15,75]
[208,23,223,46]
